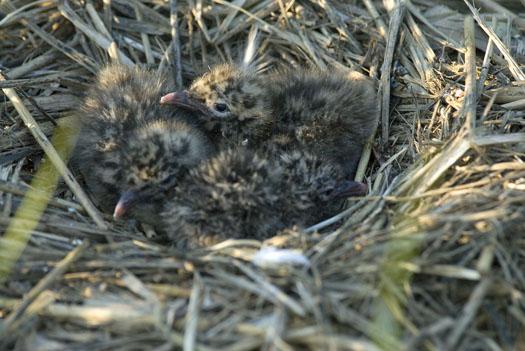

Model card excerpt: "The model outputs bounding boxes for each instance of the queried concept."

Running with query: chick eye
[214,103,229,113]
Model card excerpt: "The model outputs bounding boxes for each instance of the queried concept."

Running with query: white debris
[252,247,310,269]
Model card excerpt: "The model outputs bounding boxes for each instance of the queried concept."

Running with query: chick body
[160,148,349,248]
[267,68,377,177]
[71,65,213,222]
[167,64,378,178]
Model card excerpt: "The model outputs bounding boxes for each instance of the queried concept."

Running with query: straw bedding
[0,0,524,349]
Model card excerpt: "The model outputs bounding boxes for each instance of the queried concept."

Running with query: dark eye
[214,103,229,113]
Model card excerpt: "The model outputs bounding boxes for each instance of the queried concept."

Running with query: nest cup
[0,0,524,349]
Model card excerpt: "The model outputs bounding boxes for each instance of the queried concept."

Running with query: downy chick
[71,64,213,221]
[110,119,212,225]
[160,148,365,249]
[160,63,378,178]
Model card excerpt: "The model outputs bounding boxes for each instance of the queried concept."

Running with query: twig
[103,0,112,32]
[477,16,495,98]
[396,130,471,197]
[0,71,107,229]
[5,51,57,79]
[406,12,435,63]
[379,2,405,147]
[0,76,59,89]
[464,0,525,81]
[474,0,525,30]
[480,92,497,122]
[501,99,525,110]
[0,0,50,27]
[1,159,23,218]
[15,88,57,126]
[444,245,494,349]
[0,180,84,212]
[240,265,305,316]
[463,16,477,132]
[305,200,364,234]
[0,240,88,336]
[354,132,374,183]
[85,1,127,65]
[362,0,387,38]
[170,0,183,89]
[184,271,202,351]
[355,76,381,182]
[407,318,454,350]
[58,0,133,67]
[242,24,259,68]
[215,0,246,42]
[134,4,154,65]
[405,0,462,51]
[21,20,98,73]
[472,132,525,146]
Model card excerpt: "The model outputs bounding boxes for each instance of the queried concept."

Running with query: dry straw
[0,0,524,349]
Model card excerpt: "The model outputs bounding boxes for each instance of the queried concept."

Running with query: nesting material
[0,0,524,350]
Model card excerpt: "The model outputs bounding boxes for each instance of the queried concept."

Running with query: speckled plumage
[71,65,213,222]
[159,148,352,249]
[164,63,378,178]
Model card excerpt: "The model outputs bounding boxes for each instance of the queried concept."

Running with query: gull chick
[110,119,212,225]
[71,64,213,222]
[161,64,378,178]
[160,148,365,249]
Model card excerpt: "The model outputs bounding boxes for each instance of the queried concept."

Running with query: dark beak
[159,91,187,105]
[160,90,211,116]
[330,180,368,199]
[113,190,138,220]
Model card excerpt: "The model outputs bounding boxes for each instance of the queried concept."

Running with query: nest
[1,0,524,349]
